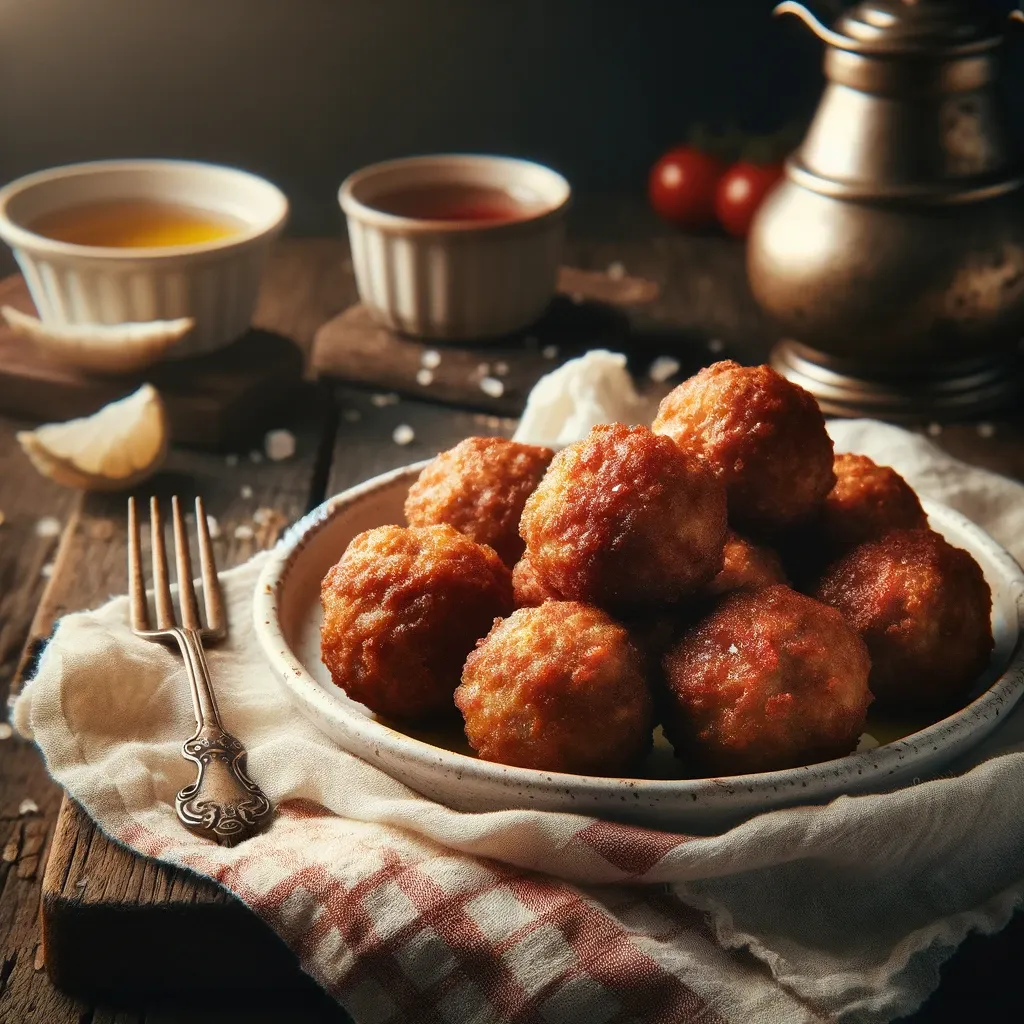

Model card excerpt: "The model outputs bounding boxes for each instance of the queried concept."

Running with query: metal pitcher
[747,0,1024,417]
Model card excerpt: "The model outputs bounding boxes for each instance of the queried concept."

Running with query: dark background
[0,0,1022,235]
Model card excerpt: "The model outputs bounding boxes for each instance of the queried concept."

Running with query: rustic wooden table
[2,210,1023,1023]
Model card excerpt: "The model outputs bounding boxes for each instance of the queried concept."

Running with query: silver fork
[128,495,273,846]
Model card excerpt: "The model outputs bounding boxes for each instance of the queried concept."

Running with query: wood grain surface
[2,232,1024,1023]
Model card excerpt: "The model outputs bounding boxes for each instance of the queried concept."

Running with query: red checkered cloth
[14,421,1024,1024]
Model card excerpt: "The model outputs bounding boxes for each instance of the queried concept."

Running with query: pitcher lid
[835,0,1002,54]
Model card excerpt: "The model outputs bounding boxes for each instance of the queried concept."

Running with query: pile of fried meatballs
[320,361,994,779]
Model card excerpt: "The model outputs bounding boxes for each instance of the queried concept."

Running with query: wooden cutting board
[0,275,305,449]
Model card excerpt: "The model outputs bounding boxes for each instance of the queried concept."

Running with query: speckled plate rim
[253,461,1024,815]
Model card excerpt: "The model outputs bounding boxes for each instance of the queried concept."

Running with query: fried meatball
[320,524,513,720]
[519,423,727,611]
[662,585,872,775]
[456,602,653,775]
[404,437,554,567]
[705,530,788,598]
[652,361,835,534]
[819,453,927,554]
[815,529,993,713]
[512,552,562,608]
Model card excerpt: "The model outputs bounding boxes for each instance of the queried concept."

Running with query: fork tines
[128,496,227,638]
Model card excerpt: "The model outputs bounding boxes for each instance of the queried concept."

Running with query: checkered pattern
[120,801,759,1024]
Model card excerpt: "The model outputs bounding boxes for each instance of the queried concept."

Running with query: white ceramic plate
[254,462,1024,832]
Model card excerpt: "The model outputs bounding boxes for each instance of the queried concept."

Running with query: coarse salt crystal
[728,643,739,655]
[421,350,441,369]
[542,345,559,360]
[19,798,39,816]
[225,453,239,467]
[927,422,943,437]
[0,723,12,740]
[35,516,61,538]
[265,429,296,462]
[494,361,510,377]
[708,338,725,354]
[343,409,362,423]
[240,485,254,500]
[480,377,505,398]
[416,368,434,387]
[233,524,255,541]
[206,515,221,539]
[253,507,273,526]
[393,424,415,446]
[606,261,626,280]
[40,563,54,579]
[977,422,996,439]
[371,392,399,407]
[648,356,681,383]
[249,450,263,464]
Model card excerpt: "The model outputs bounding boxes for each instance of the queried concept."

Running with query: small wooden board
[309,266,683,415]
[0,275,304,449]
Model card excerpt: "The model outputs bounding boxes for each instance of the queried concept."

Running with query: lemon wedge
[17,384,169,491]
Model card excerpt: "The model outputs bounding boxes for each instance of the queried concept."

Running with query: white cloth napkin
[13,414,1024,1024]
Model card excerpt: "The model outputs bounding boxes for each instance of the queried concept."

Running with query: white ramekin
[0,159,289,359]
[339,154,571,341]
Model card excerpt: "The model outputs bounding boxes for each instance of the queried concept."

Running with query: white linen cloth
[13,412,1024,1024]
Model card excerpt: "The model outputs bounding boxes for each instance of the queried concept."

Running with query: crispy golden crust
[512,551,562,608]
[814,529,993,712]
[404,437,554,567]
[819,453,927,554]
[320,524,513,720]
[705,530,788,598]
[456,601,653,775]
[652,361,835,534]
[662,585,872,775]
[519,423,727,611]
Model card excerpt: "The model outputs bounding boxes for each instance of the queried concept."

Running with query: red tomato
[648,147,725,229]
[714,161,784,238]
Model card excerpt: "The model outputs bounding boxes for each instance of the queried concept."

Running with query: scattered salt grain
[480,377,505,398]
[977,422,996,439]
[19,798,39,816]
[40,563,54,579]
[0,723,12,740]
[240,485,254,500]
[233,524,255,541]
[728,644,739,655]
[542,345,559,360]
[343,409,362,423]
[494,361,510,377]
[206,515,221,539]
[648,356,681,383]
[253,507,273,526]
[856,733,880,753]
[708,338,725,354]
[416,368,434,387]
[35,516,61,539]
[606,261,626,281]
[371,392,399,407]
[392,424,415,446]
[249,450,263,464]
[225,453,239,467]
[265,429,296,462]
[927,422,943,437]
[421,349,442,369]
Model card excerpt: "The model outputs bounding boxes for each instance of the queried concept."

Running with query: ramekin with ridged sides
[0,160,288,358]
[339,154,571,341]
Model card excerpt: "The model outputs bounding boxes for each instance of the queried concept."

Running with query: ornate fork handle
[170,627,273,846]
